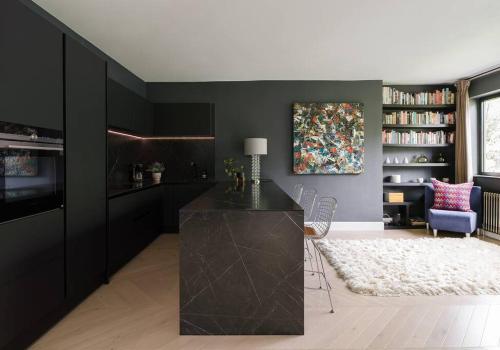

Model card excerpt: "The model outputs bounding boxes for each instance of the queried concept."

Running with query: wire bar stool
[304,196,337,313]
[300,188,317,272]
[292,183,304,204]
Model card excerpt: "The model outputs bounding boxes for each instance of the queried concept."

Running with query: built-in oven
[0,121,64,223]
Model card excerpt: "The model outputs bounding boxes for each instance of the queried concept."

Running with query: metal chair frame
[304,196,337,313]
[292,183,304,204]
[300,188,317,277]
[300,188,317,222]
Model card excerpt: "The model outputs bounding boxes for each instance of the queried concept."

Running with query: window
[481,95,500,175]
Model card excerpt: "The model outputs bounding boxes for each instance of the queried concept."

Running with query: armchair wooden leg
[433,229,438,237]
[465,232,471,238]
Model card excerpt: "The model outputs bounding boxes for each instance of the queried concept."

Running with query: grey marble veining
[180,181,304,335]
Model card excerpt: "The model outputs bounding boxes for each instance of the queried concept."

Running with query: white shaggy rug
[316,238,500,296]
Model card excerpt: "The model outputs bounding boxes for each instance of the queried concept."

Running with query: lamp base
[251,154,261,184]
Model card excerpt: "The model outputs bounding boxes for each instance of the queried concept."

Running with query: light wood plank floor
[30,230,500,350]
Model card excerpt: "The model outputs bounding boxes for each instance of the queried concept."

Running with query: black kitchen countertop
[180,180,302,212]
[108,179,216,199]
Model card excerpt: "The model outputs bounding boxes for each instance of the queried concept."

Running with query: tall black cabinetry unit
[0,211,65,350]
[0,1,65,348]
[65,36,107,302]
[0,0,63,130]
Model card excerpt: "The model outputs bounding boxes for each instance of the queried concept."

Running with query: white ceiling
[33,0,500,83]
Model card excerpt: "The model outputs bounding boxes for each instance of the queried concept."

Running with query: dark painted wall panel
[470,70,500,98]
[147,80,383,222]
[474,176,500,193]
[470,71,500,191]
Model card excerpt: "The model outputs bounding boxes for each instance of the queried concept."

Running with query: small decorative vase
[393,213,401,226]
[384,157,391,164]
[234,172,244,187]
[403,157,409,164]
[394,157,400,164]
[436,152,447,163]
[416,154,429,163]
[152,172,162,183]
[390,175,401,183]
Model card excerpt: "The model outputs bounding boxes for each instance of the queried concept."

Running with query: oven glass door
[0,125,64,223]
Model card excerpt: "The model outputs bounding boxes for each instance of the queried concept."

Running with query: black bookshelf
[383,124,454,129]
[383,163,450,167]
[383,104,455,110]
[382,84,456,230]
[383,144,453,148]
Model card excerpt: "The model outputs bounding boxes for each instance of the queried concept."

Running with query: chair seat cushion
[428,209,477,233]
[304,226,318,236]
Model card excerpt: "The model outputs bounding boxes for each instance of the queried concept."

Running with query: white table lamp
[244,138,267,184]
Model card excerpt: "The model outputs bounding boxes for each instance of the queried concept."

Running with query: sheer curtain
[455,79,473,183]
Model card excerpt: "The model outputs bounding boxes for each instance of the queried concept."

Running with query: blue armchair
[425,185,482,238]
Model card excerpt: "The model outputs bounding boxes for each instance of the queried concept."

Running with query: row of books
[383,111,455,125]
[382,130,455,145]
[383,87,455,105]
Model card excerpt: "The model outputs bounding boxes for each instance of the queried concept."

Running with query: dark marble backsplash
[108,133,215,185]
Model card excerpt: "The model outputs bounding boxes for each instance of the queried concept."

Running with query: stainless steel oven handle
[7,145,64,151]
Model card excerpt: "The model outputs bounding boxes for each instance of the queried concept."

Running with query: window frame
[480,92,500,176]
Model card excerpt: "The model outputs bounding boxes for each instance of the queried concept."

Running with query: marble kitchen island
[179,181,304,335]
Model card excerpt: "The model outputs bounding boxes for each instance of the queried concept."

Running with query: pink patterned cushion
[431,179,474,212]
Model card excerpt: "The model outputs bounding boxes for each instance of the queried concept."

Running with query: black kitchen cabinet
[154,103,215,137]
[108,78,133,131]
[108,187,162,276]
[131,91,154,136]
[0,0,63,130]
[107,78,153,135]
[65,36,107,302]
[0,209,64,349]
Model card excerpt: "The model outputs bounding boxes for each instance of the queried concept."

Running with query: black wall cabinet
[65,36,107,301]
[107,78,153,135]
[108,187,162,275]
[154,103,215,137]
[0,0,63,130]
[0,210,64,349]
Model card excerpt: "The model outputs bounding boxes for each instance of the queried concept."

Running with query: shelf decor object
[293,102,364,174]
[244,138,267,184]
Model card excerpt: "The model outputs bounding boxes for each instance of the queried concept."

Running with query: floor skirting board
[480,229,500,241]
[305,221,385,231]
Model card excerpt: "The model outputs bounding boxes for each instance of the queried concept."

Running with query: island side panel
[179,209,304,335]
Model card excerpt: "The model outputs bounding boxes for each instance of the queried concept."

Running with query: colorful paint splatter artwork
[293,102,364,174]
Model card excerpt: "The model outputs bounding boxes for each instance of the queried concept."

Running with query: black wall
[470,71,500,192]
[19,0,145,97]
[147,80,383,222]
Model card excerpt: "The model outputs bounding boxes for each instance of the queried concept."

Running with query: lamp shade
[244,138,267,155]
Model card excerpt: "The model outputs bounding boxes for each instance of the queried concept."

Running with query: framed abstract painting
[293,102,365,174]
